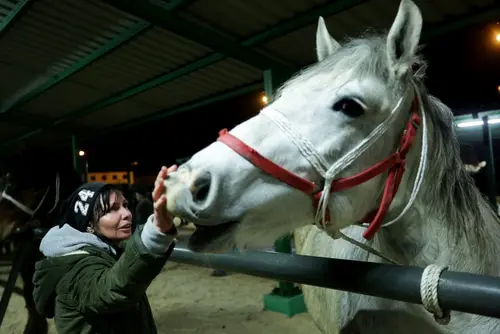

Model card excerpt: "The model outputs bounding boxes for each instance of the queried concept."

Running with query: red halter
[217,98,421,240]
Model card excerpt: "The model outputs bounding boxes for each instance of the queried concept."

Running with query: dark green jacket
[33,219,176,334]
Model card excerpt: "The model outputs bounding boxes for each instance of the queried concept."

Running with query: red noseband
[217,99,421,240]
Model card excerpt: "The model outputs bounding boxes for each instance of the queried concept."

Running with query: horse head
[165,0,428,252]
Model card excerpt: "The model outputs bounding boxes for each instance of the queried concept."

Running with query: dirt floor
[0,228,322,333]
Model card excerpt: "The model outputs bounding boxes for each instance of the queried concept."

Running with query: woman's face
[96,192,133,241]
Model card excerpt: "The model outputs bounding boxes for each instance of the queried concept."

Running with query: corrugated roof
[184,0,331,38]
[0,0,497,150]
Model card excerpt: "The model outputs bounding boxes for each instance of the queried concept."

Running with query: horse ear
[316,16,341,62]
[386,0,422,77]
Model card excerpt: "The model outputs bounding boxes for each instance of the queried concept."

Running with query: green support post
[71,134,86,183]
[263,235,307,317]
[262,69,307,317]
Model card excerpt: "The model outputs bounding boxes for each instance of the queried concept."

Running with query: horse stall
[1,1,500,334]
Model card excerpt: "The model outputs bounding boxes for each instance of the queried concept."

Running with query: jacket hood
[39,224,115,257]
[33,224,116,318]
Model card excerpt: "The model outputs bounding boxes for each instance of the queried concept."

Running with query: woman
[32,166,177,333]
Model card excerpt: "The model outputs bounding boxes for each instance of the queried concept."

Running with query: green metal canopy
[0,0,498,152]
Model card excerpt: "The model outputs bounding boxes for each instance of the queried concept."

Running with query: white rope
[262,108,330,176]
[421,264,450,325]
[314,86,415,227]
[362,81,428,229]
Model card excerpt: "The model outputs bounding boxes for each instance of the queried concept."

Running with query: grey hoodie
[40,214,175,257]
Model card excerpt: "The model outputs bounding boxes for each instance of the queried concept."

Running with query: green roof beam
[0,0,35,40]
[0,20,152,115]
[102,0,294,73]
[5,0,499,147]
[157,0,198,11]
[100,81,262,135]
[95,3,500,135]
[49,82,263,150]
[3,0,368,145]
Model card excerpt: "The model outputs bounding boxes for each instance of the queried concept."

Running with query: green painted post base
[262,234,307,317]
[263,286,307,318]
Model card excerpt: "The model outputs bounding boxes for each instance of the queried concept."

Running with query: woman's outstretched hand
[152,165,177,233]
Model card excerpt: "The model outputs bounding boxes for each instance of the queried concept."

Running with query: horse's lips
[187,221,238,252]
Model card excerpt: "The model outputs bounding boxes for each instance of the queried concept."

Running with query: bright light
[78,150,85,156]
[261,95,268,104]
[131,161,138,166]
[457,118,500,128]
[496,34,500,42]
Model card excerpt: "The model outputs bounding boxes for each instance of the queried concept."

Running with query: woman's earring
[86,225,95,234]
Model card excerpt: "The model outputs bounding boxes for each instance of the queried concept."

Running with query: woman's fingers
[167,165,178,173]
[154,194,166,211]
[152,182,164,202]
[153,165,176,202]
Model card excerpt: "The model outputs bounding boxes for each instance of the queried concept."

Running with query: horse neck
[373,103,500,276]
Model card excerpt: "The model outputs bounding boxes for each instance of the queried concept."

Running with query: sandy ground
[0,229,322,334]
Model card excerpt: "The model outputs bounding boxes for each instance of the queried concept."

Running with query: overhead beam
[102,0,294,74]
[5,0,498,147]
[100,81,263,135]
[1,0,366,147]
[93,2,500,136]
[0,0,193,136]
[157,0,198,11]
[50,82,262,151]
[0,0,35,40]
[0,20,151,116]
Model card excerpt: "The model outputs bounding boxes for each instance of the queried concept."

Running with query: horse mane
[418,91,500,246]
[275,31,500,252]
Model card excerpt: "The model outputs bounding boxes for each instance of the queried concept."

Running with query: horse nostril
[192,172,211,203]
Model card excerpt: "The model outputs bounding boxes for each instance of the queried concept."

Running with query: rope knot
[420,264,451,325]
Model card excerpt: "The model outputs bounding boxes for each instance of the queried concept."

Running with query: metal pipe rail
[172,244,500,319]
[25,227,500,319]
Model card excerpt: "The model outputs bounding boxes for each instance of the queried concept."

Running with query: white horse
[164,1,500,332]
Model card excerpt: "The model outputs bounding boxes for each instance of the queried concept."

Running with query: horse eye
[332,98,364,118]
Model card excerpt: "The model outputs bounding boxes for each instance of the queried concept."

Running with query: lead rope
[262,83,450,325]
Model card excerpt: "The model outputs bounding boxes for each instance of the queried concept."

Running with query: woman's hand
[152,165,177,233]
